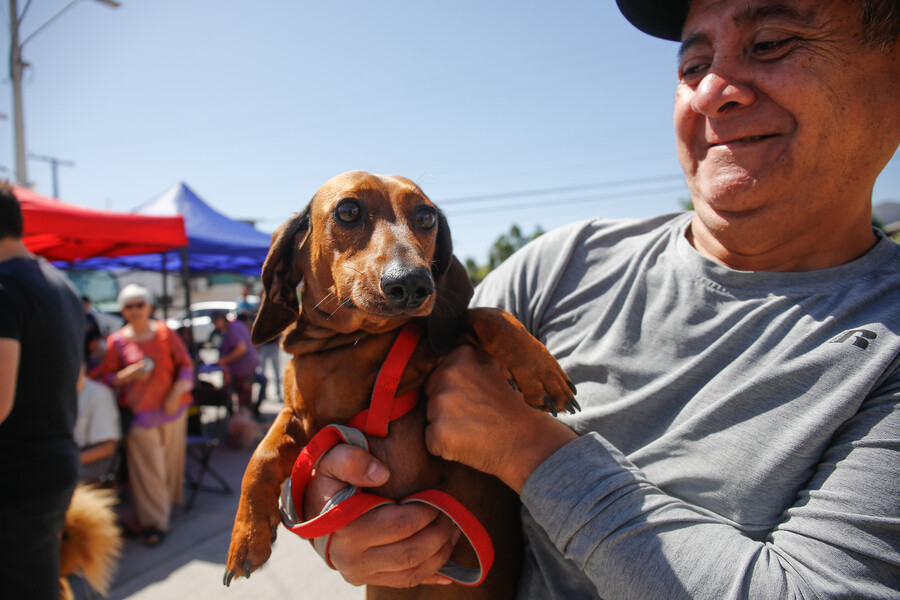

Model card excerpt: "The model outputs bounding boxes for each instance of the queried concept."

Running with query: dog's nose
[380,264,434,308]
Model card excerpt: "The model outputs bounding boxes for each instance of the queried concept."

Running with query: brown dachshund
[224,171,576,599]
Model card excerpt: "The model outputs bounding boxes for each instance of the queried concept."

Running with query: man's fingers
[332,502,443,552]
[315,443,390,488]
[335,512,460,588]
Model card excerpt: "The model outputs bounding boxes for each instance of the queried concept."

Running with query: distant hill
[873,201,900,233]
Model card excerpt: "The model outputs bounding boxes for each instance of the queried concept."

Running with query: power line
[446,182,688,217]
[28,152,74,198]
[435,173,684,206]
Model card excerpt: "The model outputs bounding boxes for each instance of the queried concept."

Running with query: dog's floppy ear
[251,205,311,344]
[427,210,473,354]
[430,208,454,282]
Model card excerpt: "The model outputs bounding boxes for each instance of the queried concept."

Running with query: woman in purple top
[212,311,260,416]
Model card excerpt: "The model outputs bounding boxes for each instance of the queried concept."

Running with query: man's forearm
[523,429,900,599]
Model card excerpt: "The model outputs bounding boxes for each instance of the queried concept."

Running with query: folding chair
[184,381,233,511]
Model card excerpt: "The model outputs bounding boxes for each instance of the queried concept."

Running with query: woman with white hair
[97,283,194,546]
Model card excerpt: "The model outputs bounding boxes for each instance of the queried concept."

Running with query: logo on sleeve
[830,329,877,350]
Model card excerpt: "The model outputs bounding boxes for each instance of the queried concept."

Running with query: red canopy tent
[16,186,187,261]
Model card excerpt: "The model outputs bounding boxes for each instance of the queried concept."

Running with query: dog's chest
[292,331,443,498]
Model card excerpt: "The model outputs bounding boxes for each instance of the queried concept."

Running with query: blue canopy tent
[73,183,273,324]
[76,182,272,275]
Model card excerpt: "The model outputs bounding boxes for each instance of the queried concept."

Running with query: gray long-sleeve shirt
[471,213,900,599]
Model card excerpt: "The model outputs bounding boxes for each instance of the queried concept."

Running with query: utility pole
[7,0,121,188]
[28,153,74,198]
[9,0,28,187]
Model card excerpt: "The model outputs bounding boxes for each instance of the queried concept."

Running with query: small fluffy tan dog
[59,484,122,600]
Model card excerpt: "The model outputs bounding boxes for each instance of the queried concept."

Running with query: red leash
[279,323,495,587]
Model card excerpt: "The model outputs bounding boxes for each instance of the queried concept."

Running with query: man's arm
[217,341,247,367]
[80,440,117,465]
[427,351,900,599]
[0,338,20,424]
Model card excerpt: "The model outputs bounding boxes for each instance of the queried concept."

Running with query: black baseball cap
[616,0,690,41]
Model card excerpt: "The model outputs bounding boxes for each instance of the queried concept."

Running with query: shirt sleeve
[83,383,121,445]
[521,379,900,599]
[0,288,21,341]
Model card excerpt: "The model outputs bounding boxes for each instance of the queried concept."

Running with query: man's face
[674,0,900,258]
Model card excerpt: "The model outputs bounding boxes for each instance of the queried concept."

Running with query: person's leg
[161,410,187,506]
[0,484,75,600]
[233,375,254,413]
[125,425,170,533]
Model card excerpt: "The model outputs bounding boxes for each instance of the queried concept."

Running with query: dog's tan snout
[380,260,434,308]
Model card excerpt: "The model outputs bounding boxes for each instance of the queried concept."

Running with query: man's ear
[427,213,473,355]
[251,204,311,344]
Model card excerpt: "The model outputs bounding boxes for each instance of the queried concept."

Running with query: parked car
[166,301,237,346]
[90,308,123,338]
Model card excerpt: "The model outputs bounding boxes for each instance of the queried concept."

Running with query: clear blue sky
[4,0,898,265]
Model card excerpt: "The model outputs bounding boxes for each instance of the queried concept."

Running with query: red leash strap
[281,425,495,586]
[403,490,495,586]
[279,322,495,586]
[345,389,418,431]
[285,425,393,539]
[364,323,421,437]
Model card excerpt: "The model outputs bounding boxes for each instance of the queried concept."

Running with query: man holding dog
[309,0,900,597]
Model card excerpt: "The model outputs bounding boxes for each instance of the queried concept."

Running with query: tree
[465,224,544,285]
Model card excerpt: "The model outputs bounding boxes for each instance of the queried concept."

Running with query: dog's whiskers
[327,296,355,320]
[313,291,336,311]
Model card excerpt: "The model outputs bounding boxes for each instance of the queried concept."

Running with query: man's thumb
[317,443,390,487]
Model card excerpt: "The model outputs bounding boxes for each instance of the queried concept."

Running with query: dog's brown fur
[224,171,576,599]
[59,484,122,600]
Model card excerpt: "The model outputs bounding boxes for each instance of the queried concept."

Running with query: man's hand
[305,444,459,587]
[424,345,577,493]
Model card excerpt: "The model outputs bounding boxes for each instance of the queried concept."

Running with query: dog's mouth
[311,288,433,322]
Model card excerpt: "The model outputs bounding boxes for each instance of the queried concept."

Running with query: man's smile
[706,133,780,148]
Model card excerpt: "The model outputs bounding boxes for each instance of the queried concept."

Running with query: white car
[165,301,237,346]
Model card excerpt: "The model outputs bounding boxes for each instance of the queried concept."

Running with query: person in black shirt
[0,183,84,600]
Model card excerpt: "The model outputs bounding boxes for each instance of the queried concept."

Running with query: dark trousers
[0,480,77,600]
[233,373,256,413]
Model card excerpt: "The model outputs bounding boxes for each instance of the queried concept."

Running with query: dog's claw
[270,524,278,543]
[565,397,581,414]
[224,570,234,587]
[543,396,558,417]
[244,560,253,579]
[567,380,577,395]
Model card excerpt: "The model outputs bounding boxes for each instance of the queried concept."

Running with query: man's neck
[686,213,878,272]
[0,238,32,263]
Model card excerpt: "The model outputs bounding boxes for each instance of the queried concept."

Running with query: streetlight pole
[9,0,28,187]
[7,0,120,188]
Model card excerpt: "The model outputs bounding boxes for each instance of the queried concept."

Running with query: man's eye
[335,200,361,223]
[753,37,797,57]
[679,62,708,83]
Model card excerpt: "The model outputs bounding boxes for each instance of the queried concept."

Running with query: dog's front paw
[223,497,281,586]
[508,350,578,417]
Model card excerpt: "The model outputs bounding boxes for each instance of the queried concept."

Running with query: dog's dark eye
[335,200,361,224]
[415,206,436,230]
